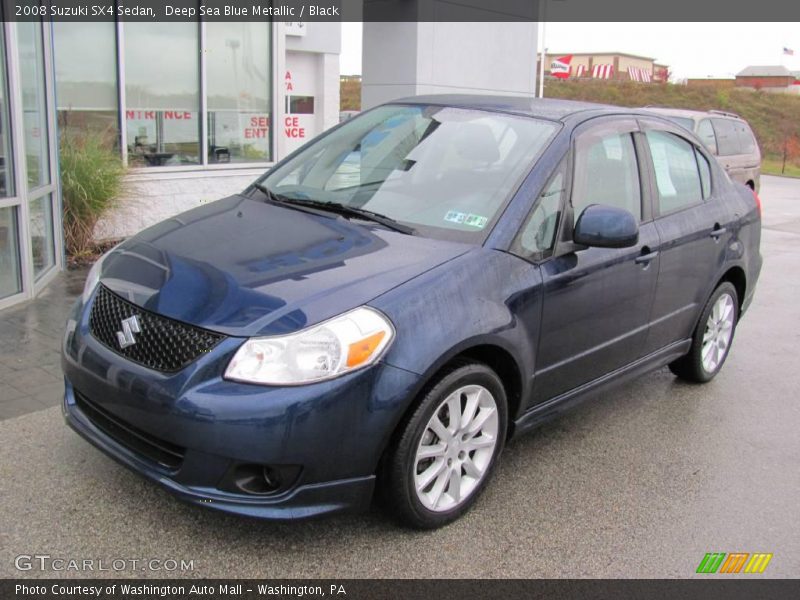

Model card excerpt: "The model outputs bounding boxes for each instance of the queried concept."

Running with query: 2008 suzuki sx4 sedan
[62,96,761,529]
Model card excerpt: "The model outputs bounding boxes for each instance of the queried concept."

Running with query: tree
[782,135,800,174]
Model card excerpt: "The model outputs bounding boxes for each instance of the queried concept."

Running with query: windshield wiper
[277,198,415,235]
[251,182,336,219]
[251,183,414,234]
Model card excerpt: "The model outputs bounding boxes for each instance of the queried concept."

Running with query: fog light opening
[221,463,301,496]
[262,466,282,492]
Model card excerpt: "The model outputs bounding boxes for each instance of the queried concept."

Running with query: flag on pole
[550,55,573,79]
[784,47,795,56]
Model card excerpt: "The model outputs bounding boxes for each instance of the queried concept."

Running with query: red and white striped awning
[627,67,652,83]
[592,64,614,79]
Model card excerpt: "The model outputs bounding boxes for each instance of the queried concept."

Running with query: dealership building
[0,20,341,309]
[0,15,539,310]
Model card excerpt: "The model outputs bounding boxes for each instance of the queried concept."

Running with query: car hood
[98,195,471,337]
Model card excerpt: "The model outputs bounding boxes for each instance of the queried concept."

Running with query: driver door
[530,118,660,404]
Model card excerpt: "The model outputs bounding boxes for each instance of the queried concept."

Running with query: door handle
[710,224,727,239]
[635,249,659,265]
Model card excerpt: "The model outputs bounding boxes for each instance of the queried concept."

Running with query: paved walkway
[0,267,87,419]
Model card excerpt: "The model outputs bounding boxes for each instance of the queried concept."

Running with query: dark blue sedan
[62,96,762,528]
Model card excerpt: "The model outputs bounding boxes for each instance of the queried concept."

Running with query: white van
[643,108,761,192]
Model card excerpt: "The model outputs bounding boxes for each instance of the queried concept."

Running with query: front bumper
[61,298,420,520]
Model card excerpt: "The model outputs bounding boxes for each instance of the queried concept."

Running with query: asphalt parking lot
[1,175,798,579]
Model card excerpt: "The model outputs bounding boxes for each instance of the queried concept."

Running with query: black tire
[669,282,739,383]
[382,361,508,529]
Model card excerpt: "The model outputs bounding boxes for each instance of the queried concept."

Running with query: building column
[361,18,539,110]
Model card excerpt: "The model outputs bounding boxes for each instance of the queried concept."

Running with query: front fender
[370,248,543,422]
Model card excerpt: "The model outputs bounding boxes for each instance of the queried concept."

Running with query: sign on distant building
[550,55,573,79]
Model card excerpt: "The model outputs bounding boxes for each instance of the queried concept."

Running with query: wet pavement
[0,267,86,419]
[0,176,798,578]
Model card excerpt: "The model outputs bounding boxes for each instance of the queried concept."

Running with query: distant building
[544,52,669,83]
[686,78,736,89]
[735,66,800,94]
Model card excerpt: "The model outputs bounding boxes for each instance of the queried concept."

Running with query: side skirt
[512,339,691,438]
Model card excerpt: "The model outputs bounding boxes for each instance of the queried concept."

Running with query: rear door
[637,118,732,354]
[531,117,660,403]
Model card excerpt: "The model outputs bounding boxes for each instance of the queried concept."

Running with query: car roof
[391,94,624,122]
[641,107,742,122]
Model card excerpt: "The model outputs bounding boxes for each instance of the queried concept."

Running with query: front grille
[75,390,186,471]
[89,285,225,372]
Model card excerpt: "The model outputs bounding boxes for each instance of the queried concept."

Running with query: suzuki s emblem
[116,315,141,349]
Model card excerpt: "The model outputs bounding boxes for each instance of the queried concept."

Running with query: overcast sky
[340,22,800,80]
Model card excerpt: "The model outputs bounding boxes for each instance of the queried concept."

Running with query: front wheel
[382,362,507,529]
[669,282,739,383]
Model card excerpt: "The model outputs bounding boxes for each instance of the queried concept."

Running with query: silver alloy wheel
[702,292,736,374]
[413,384,500,512]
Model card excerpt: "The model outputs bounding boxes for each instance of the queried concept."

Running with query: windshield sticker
[444,210,467,224]
[464,214,489,228]
[444,211,488,229]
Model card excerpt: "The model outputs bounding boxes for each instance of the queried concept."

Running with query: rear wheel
[382,362,507,529]
[669,282,738,383]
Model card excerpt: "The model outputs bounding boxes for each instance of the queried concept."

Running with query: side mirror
[573,204,639,249]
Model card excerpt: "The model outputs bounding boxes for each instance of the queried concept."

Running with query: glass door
[18,20,58,283]
[0,23,22,303]
[0,20,61,310]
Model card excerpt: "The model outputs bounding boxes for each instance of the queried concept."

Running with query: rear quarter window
[696,119,717,154]
[712,119,741,156]
[734,121,757,155]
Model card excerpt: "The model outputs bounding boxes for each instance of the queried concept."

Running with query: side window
[645,130,704,213]
[572,132,641,221]
[696,119,717,154]
[734,121,757,155]
[511,161,566,258]
[695,148,712,199]
[712,119,741,156]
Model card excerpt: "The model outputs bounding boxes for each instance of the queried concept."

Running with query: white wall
[362,22,539,109]
[94,169,266,240]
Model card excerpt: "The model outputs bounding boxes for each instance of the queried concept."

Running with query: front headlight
[224,306,395,386]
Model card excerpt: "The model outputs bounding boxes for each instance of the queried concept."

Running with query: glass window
[645,131,704,214]
[29,193,55,279]
[53,22,119,145]
[512,160,566,258]
[0,25,14,197]
[712,119,741,156]
[261,105,557,244]
[572,132,641,220]
[124,23,200,167]
[665,116,693,131]
[206,22,271,164]
[696,119,717,154]
[17,21,50,189]
[287,95,314,114]
[696,148,712,199]
[0,206,22,299]
[734,121,757,155]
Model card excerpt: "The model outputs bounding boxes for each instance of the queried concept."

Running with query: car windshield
[663,116,695,131]
[257,104,558,243]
